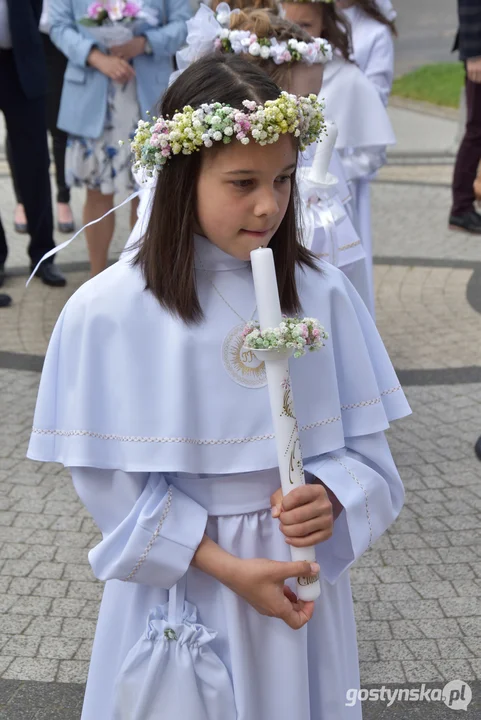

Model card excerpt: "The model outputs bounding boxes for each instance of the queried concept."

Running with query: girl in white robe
[337,0,397,106]
[125,3,369,304]
[28,54,410,720]
[283,0,396,316]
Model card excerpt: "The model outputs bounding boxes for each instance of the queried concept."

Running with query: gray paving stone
[439,598,481,617]
[0,617,31,635]
[33,580,70,599]
[395,600,444,620]
[38,638,81,661]
[0,637,40,659]
[375,640,415,661]
[56,660,89,684]
[437,639,475,659]
[458,617,481,636]
[61,619,97,640]
[357,622,393,641]
[405,639,440,660]
[411,581,457,599]
[373,567,412,584]
[12,597,52,616]
[419,619,462,639]
[390,621,424,640]
[433,659,477,682]
[401,661,441,683]
[359,661,406,684]
[50,599,86,618]
[376,584,421,602]
[23,618,63,638]
[2,658,58,682]
[8,579,41,596]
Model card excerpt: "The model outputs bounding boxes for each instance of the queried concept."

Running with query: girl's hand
[271,484,336,548]
[88,49,135,82]
[110,36,147,61]
[225,557,319,630]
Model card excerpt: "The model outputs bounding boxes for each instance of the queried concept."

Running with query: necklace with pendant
[196,254,267,389]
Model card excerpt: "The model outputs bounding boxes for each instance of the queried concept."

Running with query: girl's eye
[233,179,254,189]
[276,175,292,184]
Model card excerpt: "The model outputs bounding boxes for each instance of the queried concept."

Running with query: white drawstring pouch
[112,576,237,720]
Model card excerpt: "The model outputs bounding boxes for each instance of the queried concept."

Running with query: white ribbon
[26,191,140,287]
[303,193,340,266]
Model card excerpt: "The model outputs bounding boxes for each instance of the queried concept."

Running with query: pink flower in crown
[282,50,292,63]
[161,147,171,157]
[312,328,321,338]
[123,2,141,18]
[214,38,222,50]
[87,1,105,19]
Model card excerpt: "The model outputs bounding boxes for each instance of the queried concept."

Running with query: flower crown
[131,92,325,174]
[215,29,332,65]
[175,3,332,76]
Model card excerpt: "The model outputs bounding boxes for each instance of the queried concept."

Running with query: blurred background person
[449,0,481,234]
[0,0,66,288]
[50,0,191,277]
[6,0,75,236]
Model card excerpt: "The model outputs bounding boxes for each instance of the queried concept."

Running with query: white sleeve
[70,468,208,589]
[364,29,395,106]
[304,431,404,584]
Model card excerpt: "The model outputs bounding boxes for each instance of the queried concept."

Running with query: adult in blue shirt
[50,0,191,276]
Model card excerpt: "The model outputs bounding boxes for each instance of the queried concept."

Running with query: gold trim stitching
[31,387,400,445]
[329,455,373,550]
[123,487,173,582]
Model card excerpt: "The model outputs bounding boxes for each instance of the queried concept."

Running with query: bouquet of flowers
[80,1,158,49]
[242,317,328,358]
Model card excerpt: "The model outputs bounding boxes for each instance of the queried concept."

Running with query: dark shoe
[0,293,11,308]
[14,222,28,234]
[0,264,5,288]
[30,262,67,287]
[449,211,481,234]
[57,221,75,234]
[476,436,481,461]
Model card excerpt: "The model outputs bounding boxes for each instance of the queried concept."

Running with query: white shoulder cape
[28,238,410,473]
[320,55,395,150]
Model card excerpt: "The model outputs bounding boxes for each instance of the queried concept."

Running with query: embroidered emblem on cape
[222,323,267,389]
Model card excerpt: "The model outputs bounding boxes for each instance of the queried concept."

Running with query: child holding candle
[282,0,396,316]
[29,54,410,720]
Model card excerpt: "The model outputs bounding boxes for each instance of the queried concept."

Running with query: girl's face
[283,3,323,37]
[288,64,324,96]
[196,134,296,261]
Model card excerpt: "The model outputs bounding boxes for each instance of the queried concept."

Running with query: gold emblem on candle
[298,573,320,586]
[222,323,267,389]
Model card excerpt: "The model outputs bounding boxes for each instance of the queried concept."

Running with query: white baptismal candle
[311,120,338,184]
[250,248,321,602]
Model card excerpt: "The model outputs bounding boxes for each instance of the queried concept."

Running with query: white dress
[28,235,411,720]
[320,54,395,316]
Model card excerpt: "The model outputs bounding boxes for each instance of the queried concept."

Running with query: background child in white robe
[337,0,397,106]
[29,54,410,720]
[283,0,396,317]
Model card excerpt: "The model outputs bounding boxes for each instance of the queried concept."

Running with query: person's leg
[43,33,73,229]
[0,214,8,278]
[83,189,115,276]
[1,53,56,267]
[451,69,481,220]
[5,134,28,231]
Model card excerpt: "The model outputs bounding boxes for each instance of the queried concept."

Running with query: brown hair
[317,3,351,60]
[229,9,314,88]
[134,54,318,324]
[355,0,397,36]
[211,0,280,11]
